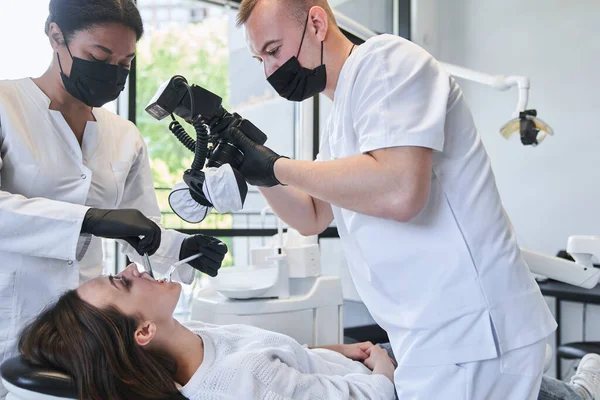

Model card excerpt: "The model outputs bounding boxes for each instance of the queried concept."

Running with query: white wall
[437,0,600,254]
[330,0,395,34]
[0,0,52,79]
[436,0,600,379]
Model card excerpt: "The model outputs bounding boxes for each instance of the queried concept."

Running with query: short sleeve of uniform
[351,38,450,154]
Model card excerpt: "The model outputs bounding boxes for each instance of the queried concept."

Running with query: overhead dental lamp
[334,10,555,146]
[440,64,554,146]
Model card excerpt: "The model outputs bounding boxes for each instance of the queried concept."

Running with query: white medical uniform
[0,78,194,397]
[318,35,557,398]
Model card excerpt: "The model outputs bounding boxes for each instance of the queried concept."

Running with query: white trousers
[394,338,547,400]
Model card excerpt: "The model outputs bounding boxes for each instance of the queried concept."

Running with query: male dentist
[223,0,556,398]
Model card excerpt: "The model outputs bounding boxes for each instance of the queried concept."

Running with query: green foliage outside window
[136,18,233,266]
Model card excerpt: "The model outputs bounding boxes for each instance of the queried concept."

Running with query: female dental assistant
[0,1,227,395]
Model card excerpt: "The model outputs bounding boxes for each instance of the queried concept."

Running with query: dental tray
[209,265,281,299]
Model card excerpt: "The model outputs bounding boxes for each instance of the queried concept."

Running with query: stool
[0,355,76,399]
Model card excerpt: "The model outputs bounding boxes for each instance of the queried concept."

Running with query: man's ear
[134,321,157,347]
[47,22,66,51]
[309,6,329,42]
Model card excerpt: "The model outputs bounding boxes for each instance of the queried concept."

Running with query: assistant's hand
[225,127,286,187]
[81,208,161,256]
[180,234,228,277]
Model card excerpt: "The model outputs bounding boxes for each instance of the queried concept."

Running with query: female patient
[18,264,600,400]
[19,263,395,400]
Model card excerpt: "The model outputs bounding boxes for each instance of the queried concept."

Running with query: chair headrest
[0,355,77,398]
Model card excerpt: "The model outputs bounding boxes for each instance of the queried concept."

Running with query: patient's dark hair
[45,0,144,41]
[18,290,186,400]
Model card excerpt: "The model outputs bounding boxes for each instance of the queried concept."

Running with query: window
[130,0,407,320]
[135,1,297,273]
[0,1,52,80]
[132,1,301,318]
[330,0,396,34]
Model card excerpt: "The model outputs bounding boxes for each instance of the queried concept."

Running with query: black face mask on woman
[267,15,327,102]
[57,41,129,108]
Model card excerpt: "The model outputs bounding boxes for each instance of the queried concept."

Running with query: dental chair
[1,241,595,400]
[1,355,76,400]
[0,345,554,400]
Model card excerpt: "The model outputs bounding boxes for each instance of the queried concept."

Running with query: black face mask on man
[267,15,327,102]
[57,40,129,108]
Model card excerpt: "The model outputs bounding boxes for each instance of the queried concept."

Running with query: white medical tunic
[318,35,556,368]
[0,79,194,376]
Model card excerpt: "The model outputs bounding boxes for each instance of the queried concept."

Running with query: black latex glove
[225,127,286,187]
[81,208,161,256]
[180,234,228,277]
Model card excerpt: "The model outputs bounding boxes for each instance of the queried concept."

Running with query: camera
[145,76,267,215]
[145,75,267,171]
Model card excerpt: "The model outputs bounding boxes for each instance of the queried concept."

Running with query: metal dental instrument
[143,253,155,278]
[165,253,203,282]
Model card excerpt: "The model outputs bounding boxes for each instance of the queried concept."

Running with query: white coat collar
[20,78,102,163]
[22,77,99,119]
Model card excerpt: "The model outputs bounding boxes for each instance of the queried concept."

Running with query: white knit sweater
[179,321,395,400]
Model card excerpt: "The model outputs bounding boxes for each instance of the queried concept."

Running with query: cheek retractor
[162,253,203,283]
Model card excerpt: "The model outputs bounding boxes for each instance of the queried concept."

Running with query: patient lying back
[179,321,394,399]
[18,263,395,400]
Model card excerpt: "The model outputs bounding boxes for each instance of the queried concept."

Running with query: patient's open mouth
[137,269,162,284]
[143,273,171,285]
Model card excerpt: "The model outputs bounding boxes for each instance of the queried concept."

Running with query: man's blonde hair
[236,0,337,28]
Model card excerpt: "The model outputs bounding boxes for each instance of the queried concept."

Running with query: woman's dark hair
[44,0,144,41]
[19,290,186,400]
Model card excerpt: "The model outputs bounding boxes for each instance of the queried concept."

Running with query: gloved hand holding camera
[222,126,287,187]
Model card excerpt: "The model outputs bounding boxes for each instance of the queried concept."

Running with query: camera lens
[206,140,244,170]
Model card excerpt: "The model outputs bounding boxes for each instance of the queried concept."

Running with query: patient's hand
[340,342,375,361]
[319,342,374,361]
[363,345,395,383]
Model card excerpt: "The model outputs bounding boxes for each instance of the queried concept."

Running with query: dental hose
[191,119,209,172]
[169,117,196,152]
[168,117,210,172]
[165,78,214,209]
[167,75,211,172]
